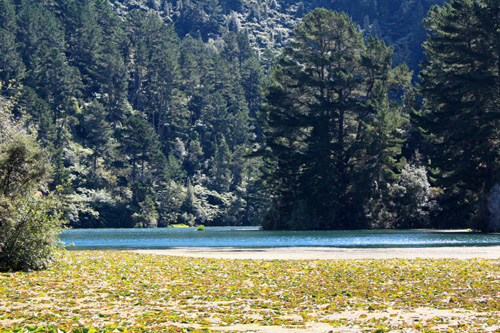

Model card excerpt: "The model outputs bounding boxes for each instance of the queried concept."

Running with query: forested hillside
[0,0,267,228]
[2,0,499,231]
[110,0,445,74]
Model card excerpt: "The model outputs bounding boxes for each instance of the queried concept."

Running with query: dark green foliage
[258,9,412,230]
[81,101,113,171]
[122,116,161,183]
[0,0,16,33]
[1,0,266,228]
[110,0,445,78]
[0,29,25,82]
[5,0,473,231]
[174,0,222,39]
[99,46,128,122]
[417,0,500,231]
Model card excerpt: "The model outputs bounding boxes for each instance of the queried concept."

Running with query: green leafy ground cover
[1,251,500,332]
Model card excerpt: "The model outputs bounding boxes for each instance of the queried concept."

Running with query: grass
[168,224,191,228]
[1,251,500,332]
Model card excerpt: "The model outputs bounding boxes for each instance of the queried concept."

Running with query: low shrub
[0,191,66,271]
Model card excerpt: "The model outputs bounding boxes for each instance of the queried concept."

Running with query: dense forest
[0,0,499,231]
[0,0,268,228]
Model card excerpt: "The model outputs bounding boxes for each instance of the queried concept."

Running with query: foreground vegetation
[1,251,500,332]
[0,86,66,272]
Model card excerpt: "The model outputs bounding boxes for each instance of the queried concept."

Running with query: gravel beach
[132,245,500,260]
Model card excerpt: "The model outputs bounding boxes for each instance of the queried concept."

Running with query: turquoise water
[59,227,500,250]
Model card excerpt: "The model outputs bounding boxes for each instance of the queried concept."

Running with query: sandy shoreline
[131,245,500,260]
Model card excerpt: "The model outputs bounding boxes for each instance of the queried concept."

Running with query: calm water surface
[59,227,500,250]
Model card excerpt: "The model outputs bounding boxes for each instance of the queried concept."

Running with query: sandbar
[132,246,500,260]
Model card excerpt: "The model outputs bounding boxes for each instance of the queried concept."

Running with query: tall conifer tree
[418,0,500,230]
[259,9,410,229]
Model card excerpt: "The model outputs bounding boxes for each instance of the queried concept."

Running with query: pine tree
[0,0,16,33]
[59,0,102,88]
[122,116,161,184]
[82,100,113,172]
[258,8,410,230]
[417,0,500,230]
[210,137,232,192]
[0,29,25,82]
[16,1,66,69]
[240,56,263,118]
[98,45,128,122]
[0,0,22,83]
[18,87,55,148]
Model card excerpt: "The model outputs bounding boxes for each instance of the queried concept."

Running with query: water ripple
[59,227,500,250]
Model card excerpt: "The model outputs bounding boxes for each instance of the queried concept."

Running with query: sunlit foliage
[0,86,66,272]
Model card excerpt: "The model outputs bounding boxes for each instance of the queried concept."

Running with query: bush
[0,191,65,271]
[197,224,205,231]
[0,87,66,271]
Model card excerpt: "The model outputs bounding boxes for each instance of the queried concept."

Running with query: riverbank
[132,245,500,260]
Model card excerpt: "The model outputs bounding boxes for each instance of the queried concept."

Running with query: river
[58,227,500,250]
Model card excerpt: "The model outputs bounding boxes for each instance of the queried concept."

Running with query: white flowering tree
[392,163,436,228]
